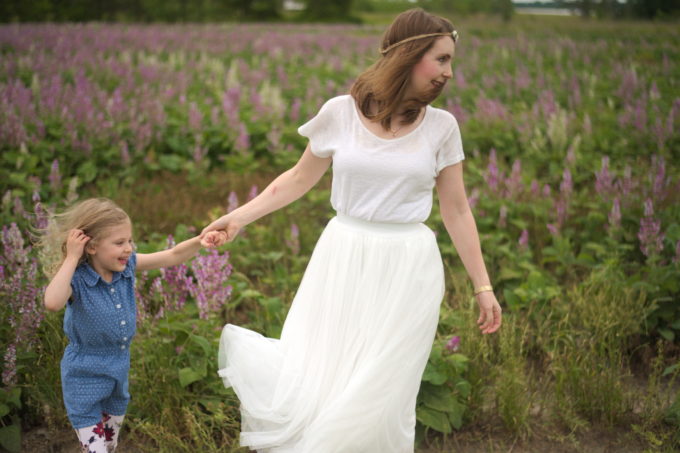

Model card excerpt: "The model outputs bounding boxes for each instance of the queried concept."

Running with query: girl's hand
[200,214,241,244]
[65,229,90,260]
[476,291,502,334]
[201,230,229,248]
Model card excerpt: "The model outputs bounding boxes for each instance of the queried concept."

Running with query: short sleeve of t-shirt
[297,98,340,158]
[435,113,465,175]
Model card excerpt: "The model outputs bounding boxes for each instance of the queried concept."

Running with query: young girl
[40,198,224,453]
[202,8,501,452]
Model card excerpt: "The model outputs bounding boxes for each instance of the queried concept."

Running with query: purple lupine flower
[505,159,522,197]
[2,344,17,386]
[193,144,208,163]
[638,198,664,258]
[651,155,667,202]
[227,191,239,213]
[0,224,45,385]
[285,223,300,255]
[556,199,568,226]
[608,198,621,231]
[595,156,613,199]
[530,180,540,197]
[189,249,233,320]
[486,149,500,192]
[498,205,508,228]
[560,168,573,198]
[290,98,302,122]
[547,223,559,236]
[33,202,49,230]
[188,102,202,132]
[120,141,130,165]
[618,165,635,199]
[49,159,61,191]
[247,185,259,202]
[235,122,249,152]
[467,188,480,210]
[542,184,551,198]
[518,229,529,249]
[445,336,460,352]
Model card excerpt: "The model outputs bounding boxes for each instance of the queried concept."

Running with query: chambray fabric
[61,253,137,429]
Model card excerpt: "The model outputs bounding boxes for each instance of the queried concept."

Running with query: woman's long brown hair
[350,8,455,131]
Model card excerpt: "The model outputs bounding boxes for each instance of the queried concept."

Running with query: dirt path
[22,424,649,453]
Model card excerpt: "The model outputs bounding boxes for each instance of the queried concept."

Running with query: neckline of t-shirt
[350,96,430,143]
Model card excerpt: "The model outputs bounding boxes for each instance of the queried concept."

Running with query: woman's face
[406,36,455,103]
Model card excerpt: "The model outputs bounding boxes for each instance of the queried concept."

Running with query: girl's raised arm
[44,229,89,312]
[137,232,223,272]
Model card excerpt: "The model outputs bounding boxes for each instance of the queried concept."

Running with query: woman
[201,8,502,452]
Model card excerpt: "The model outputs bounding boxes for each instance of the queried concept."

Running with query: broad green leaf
[0,403,9,418]
[190,334,212,355]
[0,424,21,453]
[659,328,675,341]
[178,367,203,388]
[448,400,465,430]
[423,388,455,412]
[416,407,451,434]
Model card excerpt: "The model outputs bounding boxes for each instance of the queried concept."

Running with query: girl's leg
[74,424,108,453]
[74,413,124,453]
[101,412,125,451]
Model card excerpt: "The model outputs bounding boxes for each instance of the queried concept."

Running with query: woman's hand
[200,214,242,245]
[65,229,90,259]
[201,230,230,248]
[476,291,502,334]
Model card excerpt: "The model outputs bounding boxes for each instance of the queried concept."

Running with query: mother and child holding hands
[40,8,501,453]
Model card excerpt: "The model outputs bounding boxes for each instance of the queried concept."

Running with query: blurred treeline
[2,0,677,23]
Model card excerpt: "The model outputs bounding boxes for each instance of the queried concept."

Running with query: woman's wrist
[473,285,493,296]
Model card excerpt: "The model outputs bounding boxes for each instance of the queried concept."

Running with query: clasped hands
[199,214,241,249]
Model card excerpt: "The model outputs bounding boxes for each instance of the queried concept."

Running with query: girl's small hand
[200,214,242,244]
[476,291,502,334]
[65,229,90,259]
[201,230,229,248]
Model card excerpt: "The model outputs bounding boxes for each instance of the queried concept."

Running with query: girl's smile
[86,222,134,282]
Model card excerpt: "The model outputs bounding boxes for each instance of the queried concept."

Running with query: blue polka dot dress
[60,253,137,429]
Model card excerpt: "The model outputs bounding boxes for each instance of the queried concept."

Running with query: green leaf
[659,328,675,341]
[455,380,472,398]
[662,363,679,377]
[0,424,21,453]
[0,403,9,418]
[78,160,98,183]
[178,367,203,388]
[422,388,455,412]
[421,364,447,385]
[189,334,212,356]
[448,400,465,430]
[416,406,451,434]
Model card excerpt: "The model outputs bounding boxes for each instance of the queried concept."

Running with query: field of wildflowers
[1,15,679,452]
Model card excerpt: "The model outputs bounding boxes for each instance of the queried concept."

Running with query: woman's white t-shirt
[298,95,465,224]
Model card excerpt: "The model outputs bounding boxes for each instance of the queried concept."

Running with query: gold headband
[379,30,459,55]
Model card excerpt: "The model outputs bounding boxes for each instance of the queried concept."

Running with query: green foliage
[0,387,21,453]
[417,342,471,436]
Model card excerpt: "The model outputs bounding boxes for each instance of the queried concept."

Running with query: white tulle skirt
[218,214,445,453]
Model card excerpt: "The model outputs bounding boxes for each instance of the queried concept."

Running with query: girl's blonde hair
[38,198,131,278]
[350,8,455,131]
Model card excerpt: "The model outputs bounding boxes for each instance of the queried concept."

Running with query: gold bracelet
[474,285,493,296]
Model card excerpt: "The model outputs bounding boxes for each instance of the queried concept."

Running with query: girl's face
[405,36,455,102]
[86,221,133,281]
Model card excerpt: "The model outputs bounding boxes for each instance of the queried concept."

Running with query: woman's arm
[201,144,331,241]
[436,163,502,334]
